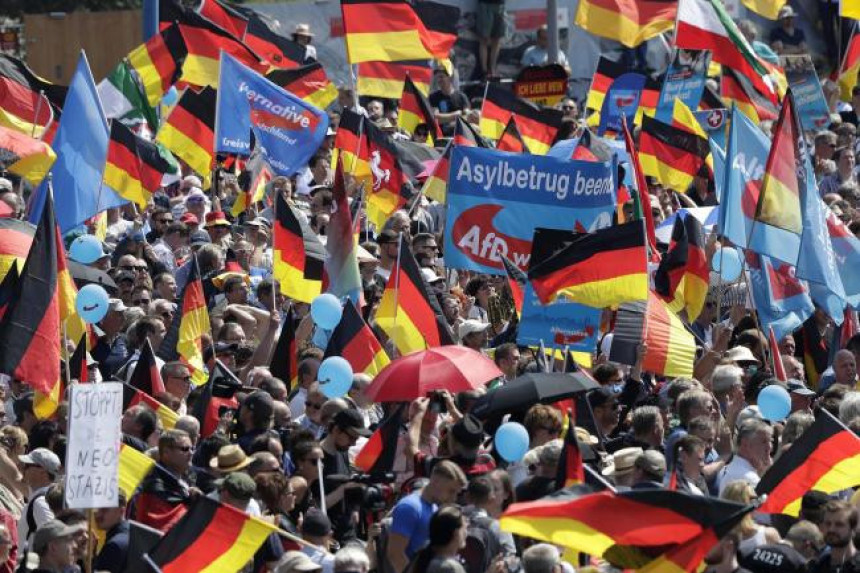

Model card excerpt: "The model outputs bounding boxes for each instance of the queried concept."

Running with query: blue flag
[710,140,725,203]
[718,107,769,249]
[796,156,846,323]
[825,211,860,310]
[32,53,125,231]
[215,52,329,176]
[598,72,645,136]
[655,49,710,122]
[747,253,814,341]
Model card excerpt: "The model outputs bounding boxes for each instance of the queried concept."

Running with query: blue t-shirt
[390,492,437,558]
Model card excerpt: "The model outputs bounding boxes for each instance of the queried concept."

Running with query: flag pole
[391,232,403,333]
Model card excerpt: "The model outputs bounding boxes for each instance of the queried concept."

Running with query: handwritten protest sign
[65,383,123,509]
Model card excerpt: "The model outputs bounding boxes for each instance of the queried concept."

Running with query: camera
[428,391,448,414]
[343,473,396,513]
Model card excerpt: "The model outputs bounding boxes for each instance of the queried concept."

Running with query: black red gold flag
[354,403,405,474]
[654,214,709,321]
[324,301,389,377]
[156,86,217,181]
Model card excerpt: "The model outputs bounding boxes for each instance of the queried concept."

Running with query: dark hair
[192,432,230,468]
[291,438,321,463]
[466,476,494,506]
[465,276,489,297]
[28,420,59,451]
[494,343,519,365]
[593,363,621,385]
[743,372,775,405]
[409,506,465,573]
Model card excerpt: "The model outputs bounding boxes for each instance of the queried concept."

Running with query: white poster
[65,383,123,509]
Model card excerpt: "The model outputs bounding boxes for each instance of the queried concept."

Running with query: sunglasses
[307,402,324,410]
[156,218,173,224]
[171,445,192,452]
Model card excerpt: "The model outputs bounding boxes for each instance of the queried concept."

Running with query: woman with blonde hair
[720,480,781,551]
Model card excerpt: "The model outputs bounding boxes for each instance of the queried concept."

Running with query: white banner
[65,383,123,509]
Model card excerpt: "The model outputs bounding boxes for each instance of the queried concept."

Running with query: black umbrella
[67,260,117,292]
[471,371,599,419]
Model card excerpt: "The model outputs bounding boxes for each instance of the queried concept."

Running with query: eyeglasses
[156,218,173,224]
[170,374,192,382]
[562,106,575,111]
[307,402,324,410]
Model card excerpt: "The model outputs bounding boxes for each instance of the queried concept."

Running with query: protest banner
[215,52,329,175]
[597,72,646,135]
[65,382,123,509]
[514,64,569,106]
[655,49,711,122]
[444,147,616,274]
[783,55,831,131]
[517,283,601,354]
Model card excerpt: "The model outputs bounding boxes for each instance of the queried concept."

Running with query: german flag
[104,121,177,209]
[119,443,156,498]
[699,83,724,111]
[837,23,860,100]
[421,118,486,204]
[156,255,211,386]
[242,12,307,69]
[156,87,216,179]
[501,255,526,316]
[574,0,676,48]
[496,117,530,154]
[0,189,60,398]
[159,0,266,88]
[325,301,389,377]
[269,305,298,391]
[453,115,487,147]
[636,528,720,573]
[555,409,585,489]
[267,62,338,110]
[341,0,460,64]
[273,192,325,304]
[639,115,710,193]
[500,489,750,570]
[0,217,35,283]
[122,382,179,431]
[192,360,241,438]
[757,410,860,515]
[721,66,778,123]
[333,109,369,179]
[129,338,167,398]
[528,222,649,308]
[198,0,249,40]
[398,74,441,143]
[610,291,697,378]
[654,214,709,321]
[572,128,612,163]
[68,334,88,384]
[376,239,454,355]
[480,84,563,154]
[357,60,433,98]
[363,119,420,228]
[0,54,67,139]
[0,265,18,319]
[355,403,404,474]
[0,125,56,185]
[585,57,623,119]
[146,495,277,572]
[126,23,187,107]
[326,157,363,305]
[231,152,272,217]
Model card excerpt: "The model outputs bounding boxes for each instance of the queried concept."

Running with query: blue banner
[517,284,601,353]
[784,55,831,131]
[694,108,728,152]
[598,72,645,135]
[655,49,711,122]
[215,52,329,175]
[444,147,617,274]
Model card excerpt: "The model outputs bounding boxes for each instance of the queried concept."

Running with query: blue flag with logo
[718,107,770,250]
[655,49,710,122]
[517,284,601,354]
[785,56,830,131]
[598,72,645,136]
[824,211,860,310]
[747,253,814,341]
[30,52,126,231]
[215,52,329,175]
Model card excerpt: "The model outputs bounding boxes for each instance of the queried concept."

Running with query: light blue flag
[34,52,127,232]
[718,107,769,249]
[825,211,860,309]
[215,51,329,176]
[747,253,814,341]
[797,157,846,323]
[710,139,725,203]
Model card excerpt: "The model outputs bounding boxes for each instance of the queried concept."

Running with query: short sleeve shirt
[390,492,437,558]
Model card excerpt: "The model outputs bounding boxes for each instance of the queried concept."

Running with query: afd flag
[695,108,727,152]
[796,156,846,323]
[718,107,770,249]
[655,49,710,122]
[711,140,725,202]
[215,52,329,176]
[31,52,125,231]
[517,283,601,355]
[444,147,617,275]
[747,253,814,341]
[785,55,831,131]
[826,211,860,309]
[598,72,646,135]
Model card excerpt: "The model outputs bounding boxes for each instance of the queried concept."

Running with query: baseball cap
[0,178,12,192]
[242,390,274,420]
[180,212,199,226]
[452,414,484,449]
[219,471,257,500]
[190,229,211,246]
[302,508,332,537]
[182,175,203,189]
[634,450,667,479]
[108,299,127,313]
[332,409,372,437]
[786,379,815,396]
[31,520,85,553]
[205,211,230,227]
[19,448,61,475]
[421,268,444,284]
[458,319,490,339]
[376,229,399,244]
[739,542,807,573]
[276,551,322,573]
[185,190,206,204]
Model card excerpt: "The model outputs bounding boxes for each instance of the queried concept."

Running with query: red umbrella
[364,345,503,402]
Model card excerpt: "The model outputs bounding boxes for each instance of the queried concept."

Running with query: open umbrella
[67,260,117,292]
[364,345,502,402]
[471,372,599,419]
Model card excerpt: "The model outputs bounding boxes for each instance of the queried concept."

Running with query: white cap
[458,319,490,339]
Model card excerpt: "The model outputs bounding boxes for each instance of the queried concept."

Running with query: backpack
[458,513,501,573]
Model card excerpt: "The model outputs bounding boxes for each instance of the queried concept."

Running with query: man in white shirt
[18,448,61,549]
[717,418,773,495]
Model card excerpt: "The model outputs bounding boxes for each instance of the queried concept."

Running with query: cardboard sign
[514,64,569,106]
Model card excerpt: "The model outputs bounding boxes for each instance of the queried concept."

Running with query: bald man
[820,349,858,392]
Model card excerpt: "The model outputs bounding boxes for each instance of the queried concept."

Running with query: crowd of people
[0,2,860,573]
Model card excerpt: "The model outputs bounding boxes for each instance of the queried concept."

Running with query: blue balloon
[311,294,343,330]
[312,327,331,349]
[711,247,743,282]
[162,86,178,107]
[75,284,110,323]
[69,235,103,264]
[758,385,791,422]
[318,356,353,399]
[495,422,530,462]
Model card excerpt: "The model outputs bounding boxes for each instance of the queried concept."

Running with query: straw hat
[210,444,252,473]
